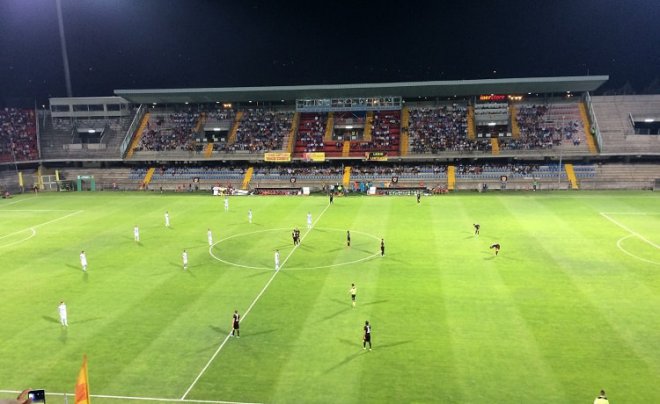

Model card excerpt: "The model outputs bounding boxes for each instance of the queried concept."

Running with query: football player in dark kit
[346,230,351,247]
[473,223,480,235]
[231,310,240,338]
[380,239,385,256]
[416,191,421,204]
[292,229,297,246]
[329,192,334,204]
[363,320,372,350]
[490,243,501,255]
[294,228,301,245]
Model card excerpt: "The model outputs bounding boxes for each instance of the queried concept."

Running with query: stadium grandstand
[1,75,660,194]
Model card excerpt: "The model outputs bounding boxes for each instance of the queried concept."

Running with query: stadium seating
[232,109,293,153]
[407,104,476,153]
[0,108,38,162]
[591,95,660,154]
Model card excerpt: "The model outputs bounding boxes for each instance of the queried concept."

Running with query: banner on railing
[364,152,388,161]
[264,152,291,162]
[303,152,325,162]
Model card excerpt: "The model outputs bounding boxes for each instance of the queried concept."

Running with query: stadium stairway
[286,112,299,154]
[342,166,352,187]
[510,105,521,139]
[579,103,598,154]
[228,111,244,144]
[142,167,156,188]
[467,106,476,140]
[400,107,410,156]
[565,164,579,189]
[447,165,456,190]
[241,167,254,190]
[491,138,500,155]
[203,143,214,157]
[363,111,374,142]
[324,112,334,141]
[125,111,150,158]
[194,112,207,133]
[342,141,351,157]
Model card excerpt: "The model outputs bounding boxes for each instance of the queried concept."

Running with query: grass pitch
[0,191,659,404]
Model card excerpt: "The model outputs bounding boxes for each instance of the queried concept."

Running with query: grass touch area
[0,191,659,404]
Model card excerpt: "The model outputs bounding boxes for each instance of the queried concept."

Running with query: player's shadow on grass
[317,307,352,322]
[362,299,388,307]
[378,340,412,350]
[241,328,278,339]
[330,298,347,306]
[323,339,364,374]
[60,328,68,344]
[209,325,228,335]
[66,263,82,272]
[76,316,103,325]
[244,270,272,279]
[42,315,60,324]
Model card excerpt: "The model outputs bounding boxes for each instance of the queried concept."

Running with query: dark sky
[0,0,659,105]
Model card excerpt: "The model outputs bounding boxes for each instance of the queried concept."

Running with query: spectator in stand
[0,108,38,162]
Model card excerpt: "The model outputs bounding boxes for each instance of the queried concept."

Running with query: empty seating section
[0,108,38,162]
[137,110,199,152]
[232,109,293,153]
[408,105,490,153]
[590,95,660,154]
[504,102,587,151]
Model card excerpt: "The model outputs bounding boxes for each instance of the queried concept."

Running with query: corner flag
[74,355,91,404]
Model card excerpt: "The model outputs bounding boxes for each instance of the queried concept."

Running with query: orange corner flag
[74,354,91,404]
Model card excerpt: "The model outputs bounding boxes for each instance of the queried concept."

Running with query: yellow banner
[264,152,291,162]
[304,152,326,162]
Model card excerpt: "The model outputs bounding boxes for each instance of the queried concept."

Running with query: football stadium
[1,3,660,404]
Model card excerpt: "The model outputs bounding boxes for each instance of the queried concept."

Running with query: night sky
[0,0,659,105]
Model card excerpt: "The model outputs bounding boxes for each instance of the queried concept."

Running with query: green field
[1,191,659,404]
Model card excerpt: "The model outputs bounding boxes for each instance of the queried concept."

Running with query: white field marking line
[0,210,84,241]
[0,228,36,249]
[600,212,660,215]
[0,390,262,404]
[599,212,660,250]
[181,203,331,400]
[0,197,36,207]
[0,209,81,212]
[616,235,660,266]
[209,227,381,270]
[208,227,292,270]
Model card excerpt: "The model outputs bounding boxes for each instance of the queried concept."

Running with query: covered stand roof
[115,75,609,104]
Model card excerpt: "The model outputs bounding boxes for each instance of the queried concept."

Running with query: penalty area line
[0,210,84,241]
[599,212,660,250]
[0,390,261,404]
[181,203,331,400]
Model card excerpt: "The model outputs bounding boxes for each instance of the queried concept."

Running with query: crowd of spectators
[206,108,236,122]
[0,108,38,162]
[455,163,540,176]
[233,109,293,153]
[370,111,400,150]
[296,113,327,152]
[513,104,583,150]
[137,111,199,152]
[408,105,470,153]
